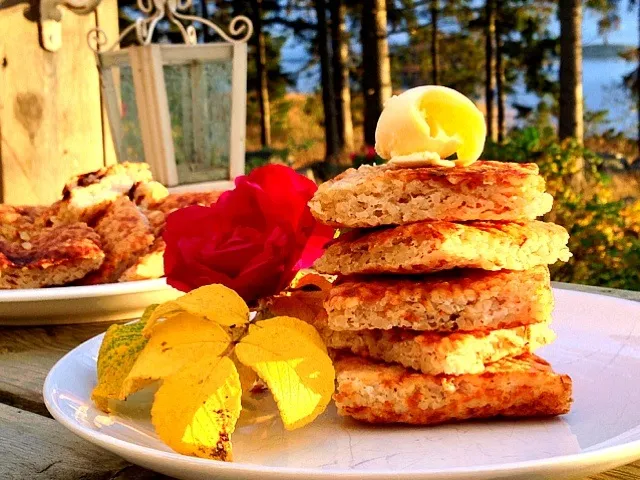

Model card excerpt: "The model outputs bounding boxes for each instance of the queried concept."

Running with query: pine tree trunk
[330,0,354,152]
[559,0,584,145]
[485,0,496,142]
[315,0,340,164]
[250,0,271,148]
[430,0,439,84]
[495,0,506,142]
[361,0,392,146]
[637,2,640,159]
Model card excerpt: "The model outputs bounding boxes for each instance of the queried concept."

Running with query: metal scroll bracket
[40,0,102,51]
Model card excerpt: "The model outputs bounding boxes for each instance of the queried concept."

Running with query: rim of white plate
[0,278,171,302]
[42,287,640,479]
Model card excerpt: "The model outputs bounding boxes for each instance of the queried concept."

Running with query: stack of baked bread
[0,163,222,289]
[309,161,574,424]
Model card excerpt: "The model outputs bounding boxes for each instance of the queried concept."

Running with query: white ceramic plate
[44,288,640,480]
[0,279,182,326]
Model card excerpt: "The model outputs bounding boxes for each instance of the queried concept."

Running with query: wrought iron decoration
[86,0,253,189]
[87,0,253,53]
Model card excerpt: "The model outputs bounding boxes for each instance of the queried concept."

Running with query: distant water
[510,56,636,134]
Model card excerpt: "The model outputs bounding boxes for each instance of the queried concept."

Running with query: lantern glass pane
[163,59,233,184]
[119,66,145,163]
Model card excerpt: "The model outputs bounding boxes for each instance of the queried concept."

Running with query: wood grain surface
[0,322,119,416]
[0,283,638,479]
[0,404,166,479]
[0,0,118,204]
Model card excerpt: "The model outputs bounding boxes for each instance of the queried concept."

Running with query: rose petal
[295,223,335,270]
[163,165,327,303]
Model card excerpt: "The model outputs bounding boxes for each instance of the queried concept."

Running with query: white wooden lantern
[88,2,253,190]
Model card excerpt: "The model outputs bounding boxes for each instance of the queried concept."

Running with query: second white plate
[44,288,640,479]
[0,279,182,326]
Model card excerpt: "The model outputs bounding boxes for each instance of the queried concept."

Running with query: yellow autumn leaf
[143,284,249,335]
[235,316,335,430]
[91,305,156,412]
[121,312,231,398]
[151,355,242,461]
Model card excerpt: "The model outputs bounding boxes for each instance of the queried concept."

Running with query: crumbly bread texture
[129,180,170,208]
[333,353,573,425]
[49,162,154,225]
[78,197,154,285]
[148,190,225,215]
[309,162,553,227]
[0,223,104,289]
[131,185,224,236]
[314,220,571,275]
[118,237,165,282]
[0,164,228,288]
[316,315,555,375]
[0,205,49,241]
[325,267,553,331]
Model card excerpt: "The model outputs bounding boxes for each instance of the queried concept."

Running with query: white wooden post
[229,42,248,180]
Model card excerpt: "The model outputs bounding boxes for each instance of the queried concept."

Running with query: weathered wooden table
[1,282,639,480]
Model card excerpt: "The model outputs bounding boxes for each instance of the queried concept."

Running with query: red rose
[365,145,376,159]
[163,164,334,304]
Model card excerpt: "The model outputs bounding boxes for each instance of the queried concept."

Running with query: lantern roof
[87,0,253,54]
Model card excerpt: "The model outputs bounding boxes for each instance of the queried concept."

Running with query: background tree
[632,0,640,157]
[314,0,340,164]
[390,11,483,96]
[360,0,392,146]
[330,0,355,152]
[430,0,440,84]
[485,0,496,141]
[558,0,584,145]
[494,0,505,141]
[249,0,272,147]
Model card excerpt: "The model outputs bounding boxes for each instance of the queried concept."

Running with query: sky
[280,6,639,93]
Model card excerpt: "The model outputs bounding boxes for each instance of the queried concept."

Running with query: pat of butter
[375,85,487,168]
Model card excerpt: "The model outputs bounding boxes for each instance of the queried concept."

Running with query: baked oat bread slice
[309,161,553,227]
[129,181,170,208]
[0,223,104,289]
[148,190,225,215]
[118,237,165,282]
[317,316,555,375]
[0,205,49,241]
[78,197,154,285]
[49,162,154,225]
[131,185,224,236]
[314,220,571,275]
[325,267,553,331]
[334,353,573,425]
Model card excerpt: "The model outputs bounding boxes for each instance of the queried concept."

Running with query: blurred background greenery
[119,0,640,291]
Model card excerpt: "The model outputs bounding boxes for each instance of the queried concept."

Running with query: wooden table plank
[0,323,115,416]
[0,403,167,479]
[590,463,640,480]
[553,282,640,302]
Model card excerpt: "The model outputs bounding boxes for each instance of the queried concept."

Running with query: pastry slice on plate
[333,353,573,425]
[321,319,555,376]
[0,223,104,289]
[118,238,166,282]
[314,220,571,276]
[47,162,154,225]
[324,267,553,332]
[78,197,154,285]
[309,161,553,227]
